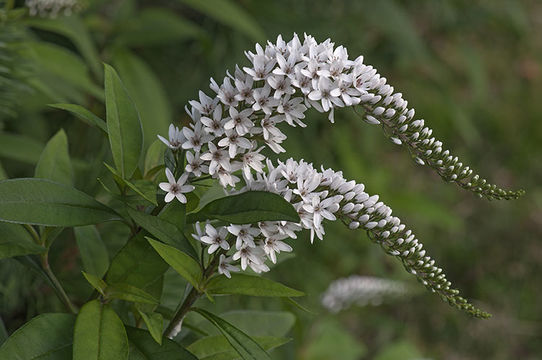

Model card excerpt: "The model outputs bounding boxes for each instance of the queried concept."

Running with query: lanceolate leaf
[0,178,120,226]
[104,64,143,180]
[35,129,73,186]
[135,310,163,345]
[0,313,75,360]
[187,191,300,224]
[187,335,289,359]
[0,133,44,165]
[127,207,196,259]
[205,273,304,298]
[193,308,271,360]
[126,326,198,360]
[49,103,108,134]
[75,225,109,278]
[0,222,45,259]
[147,238,202,289]
[73,300,129,360]
[105,283,159,305]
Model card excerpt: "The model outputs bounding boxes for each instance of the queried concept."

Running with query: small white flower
[262,236,292,264]
[182,122,212,152]
[223,107,254,136]
[158,169,194,203]
[200,142,231,174]
[303,195,342,229]
[267,74,295,100]
[189,90,219,116]
[227,224,260,249]
[157,124,185,150]
[218,254,239,278]
[218,129,253,158]
[185,151,208,177]
[252,85,279,115]
[241,147,266,179]
[277,95,307,127]
[200,224,230,254]
[200,105,226,137]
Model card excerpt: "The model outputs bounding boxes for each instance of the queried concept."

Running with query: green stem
[41,252,77,314]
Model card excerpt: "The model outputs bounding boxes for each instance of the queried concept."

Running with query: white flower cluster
[321,275,412,313]
[25,0,80,18]
[157,34,494,317]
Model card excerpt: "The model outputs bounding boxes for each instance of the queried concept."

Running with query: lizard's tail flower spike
[159,33,523,317]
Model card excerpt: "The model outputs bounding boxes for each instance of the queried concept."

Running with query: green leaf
[106,233,169,289]
[158,200,187,232]
[104,63,143,180]
[126,326,198,360]
[192,308,271,360]
[187,335,289,360]
[187,191,300,224]
[49,103,108,134]
[0,222,45,259]
[104,163,157,205]
[206,273,303,298]
[0,313,75,360]
[25,16,102,78]
[106,283,159,305]
[0,178,120,226]
[35,129,73,186]
[217,311,295,337]
[127,207,196,259]
[177,0,265,41]
[0,162,6,180]
[75,225,110,278]
[136,309,163,345]
[73,300,129,360]
[147,238,202,289]
[25,41,102,99]
[82,271,107,296]
[116,8,201,47]
[0,133,44,165]
[112,50,171,150]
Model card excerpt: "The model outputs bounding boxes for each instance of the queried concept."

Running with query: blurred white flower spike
[322,276,412,313]
[158,34,524,318]
[25,0,81,18]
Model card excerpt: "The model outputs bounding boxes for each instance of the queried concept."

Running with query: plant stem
[163,253,222,338]
[41,253,77,314]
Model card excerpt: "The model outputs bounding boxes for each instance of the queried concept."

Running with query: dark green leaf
[0,133,44,165]
[127,207,196,259]
[106,233,169,289]
[0,313,75,360]
[147,238,202,289]
[35,129,73,186]
[144,140,165,177]
[187,335,289,359]
[82,271,107,296]
[187,191,300,224]
[177,0,265,41]
[0,178,120,226]
[104,163,157,205]
[126,326,198,360]
[206,273,303,298]
[112,50,172,149]
[104,63,143,179]
[49,103,108,134]
[0,222,45,259]
[192,308,271,360]
[75,225,110,278]
[73,300,129,360]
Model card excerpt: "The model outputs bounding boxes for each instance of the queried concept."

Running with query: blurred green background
[1,0,541,359]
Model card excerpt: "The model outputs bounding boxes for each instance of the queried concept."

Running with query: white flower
[241,147,266,179]
[182,122,211,152]
[252,85,279,115]
[232,244,263,270]
[216,167,240,188]
[158,169,194,203]
[308,76,344,113]
[185,151,208,177]
[224,107,254,136]
[273,52,297,78]
[200,224,230,254]
[267,74,295,100]
[243,55,275,81]
[200,105,226,137]
[218,255,239,278]
[303,195,342,229]
[200,142,231,174]
[217,77,239,108]
[189,90,219,116]
[262,236,292,264]
[227,224,260,249]
[157,124,185,150]
[217,129,252,158]
[277,95,307,127]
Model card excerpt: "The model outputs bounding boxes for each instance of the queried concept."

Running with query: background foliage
[0,0,540,359]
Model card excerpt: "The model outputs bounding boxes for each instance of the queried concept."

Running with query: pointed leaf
[126,326,197,360]
[35,129,73,186]
[73,300,129,360]
[106,283,159,305]
[187,335,289,359]
[127,207,196,258]
[104,63,143,179]
[206,273,303,297]
[49,103,108,134]
[0,178,119,226]
[136,310,163,345]
[0,222,45,259]
[0,313,75,360]
[187,191,300,224]
[82,271,107,296]
[192,308,271,360]
[75,225,109,278]
[0,133,44,165]
[147,238,202,289]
